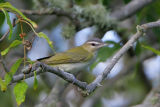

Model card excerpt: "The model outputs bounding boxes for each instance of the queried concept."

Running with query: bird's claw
[22,64,32,74]
[97,83,102,87]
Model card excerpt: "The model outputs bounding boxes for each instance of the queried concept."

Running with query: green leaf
[4,58,23,86]
[37,32,54,51]
[1,58,23,92]
[1,8,13,39]
[33,71,38,90]
[1,40,22,56]
[10,58,23,75]
[0,2,37,28]
[13,81,28,106]
[98,41,121,62]
[141,44,160,55]
[0,78,6,92]
[0,58,23,92]
[4,73,12,86]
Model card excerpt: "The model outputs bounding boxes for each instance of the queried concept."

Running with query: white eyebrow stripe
[87,41,101,44]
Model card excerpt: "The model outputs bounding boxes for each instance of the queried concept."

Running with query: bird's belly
[52,62,89,72]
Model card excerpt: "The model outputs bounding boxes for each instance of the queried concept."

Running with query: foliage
[1,8,13,39]
[141,44,160,55]
[0,58,23,91]
[13,81,28,106]
[0,2,53,51]
[136,0,160,43]
[1,40,22,56]
[90,41,121,70]
[0,2,54,106]
[37,32,54,51]
[0,2,37,28]
[33,71,38,90]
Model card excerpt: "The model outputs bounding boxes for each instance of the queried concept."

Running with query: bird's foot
[97,83,103,87]
[22,64,32,74]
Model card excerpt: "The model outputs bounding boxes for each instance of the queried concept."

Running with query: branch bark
[111,0,156,20]
[10,19,160,94]
[19,0,156,25]
[20,8,74,20]
[85,20,160,93]
[19,8,80,27]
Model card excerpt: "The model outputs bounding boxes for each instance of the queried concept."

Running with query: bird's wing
[40,48,93,65]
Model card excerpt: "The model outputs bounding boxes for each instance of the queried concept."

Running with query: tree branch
[83,51,155,106]
[111,0,156,20]
[19,0,156,26]
[19,8,80,28]
[20,8,74,20]
[85,20,160,93]
[10,20,160,94]
[12,62,88,90]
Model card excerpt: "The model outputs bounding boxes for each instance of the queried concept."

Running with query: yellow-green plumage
[41,46,94,65]
[38,38,107,72]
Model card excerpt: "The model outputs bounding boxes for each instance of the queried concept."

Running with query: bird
[37,38,108,72]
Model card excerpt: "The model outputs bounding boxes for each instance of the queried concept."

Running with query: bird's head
[82,38,108,53]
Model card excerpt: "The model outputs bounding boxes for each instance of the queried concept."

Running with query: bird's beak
[100,43,108,48]
[97,43,108,49]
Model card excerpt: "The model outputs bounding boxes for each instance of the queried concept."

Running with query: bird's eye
[91,43,96,46]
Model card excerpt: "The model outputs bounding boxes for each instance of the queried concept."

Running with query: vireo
[38,38,107,72]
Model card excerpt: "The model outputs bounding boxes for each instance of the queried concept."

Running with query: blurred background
[0,0,160,107]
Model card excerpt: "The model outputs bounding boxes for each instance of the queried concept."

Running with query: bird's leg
[97,83,103,87]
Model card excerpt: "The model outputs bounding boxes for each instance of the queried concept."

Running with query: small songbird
[38,38,107,72]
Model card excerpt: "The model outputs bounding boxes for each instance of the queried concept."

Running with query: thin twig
[20,8,74,20]
[0,52,9,73]
[0,18,16,42]
[20,8,80,28]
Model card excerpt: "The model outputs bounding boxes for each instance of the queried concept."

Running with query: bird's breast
[51,62,90,72]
